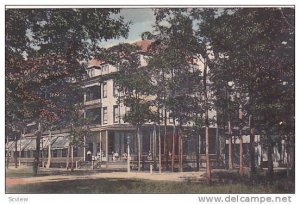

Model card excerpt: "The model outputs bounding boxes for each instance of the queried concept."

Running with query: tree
[148,9,204,173]
[5,8,129,174]
[196,8,295,179]
[114,43,155,172]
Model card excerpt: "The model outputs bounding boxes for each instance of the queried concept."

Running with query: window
[73,146,78,157]
[32,150,36,158]
[113,81,119,97]
[86,108,101,125]
[43,150,48,158]
[103,82,107,98]
[85,85,101,101]
[169,111,174,124]
[21,151,25,158]
[57,149,62,157]
[113,105,119,123]
[52,149,58,157]
[62,149,67,157]
[103,107,108,124]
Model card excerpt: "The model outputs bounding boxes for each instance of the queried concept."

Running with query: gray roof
[51,136,69,149]
[17,139,34,151]
[6,141,15,151]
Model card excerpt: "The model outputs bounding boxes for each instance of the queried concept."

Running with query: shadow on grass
[6,167,108,178]
[6,177,293,194]
[211,169,294,194]
[6,167,294,194]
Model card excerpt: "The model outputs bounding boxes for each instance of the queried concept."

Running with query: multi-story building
[6,40,286,170]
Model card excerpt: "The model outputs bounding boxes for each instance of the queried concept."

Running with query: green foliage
[114,43,155,127]
[194,8,294,138]
[6,8,129,130]
[69,126,90,147]
[148,9,204,127]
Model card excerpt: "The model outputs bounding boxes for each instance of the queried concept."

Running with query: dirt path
[6,171,206,187]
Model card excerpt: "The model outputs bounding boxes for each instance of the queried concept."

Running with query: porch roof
[23,139,36,151]
[51,136,69,149]
[6,141,15,151]
[17,139,34,151]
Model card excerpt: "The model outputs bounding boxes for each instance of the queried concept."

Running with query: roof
[23,139,36,151]
[6,141,15,150]
[87,39,153,68]
[133,39,153,52]
[88,58,105,68]
[17,139,34,151]
[51,136,69,149]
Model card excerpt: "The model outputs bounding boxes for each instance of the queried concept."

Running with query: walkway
[6,168,206,187]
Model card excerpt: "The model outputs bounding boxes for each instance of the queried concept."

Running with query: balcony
[84,99,102,106]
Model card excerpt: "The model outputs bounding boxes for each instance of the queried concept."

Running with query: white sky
[100,8,156,47]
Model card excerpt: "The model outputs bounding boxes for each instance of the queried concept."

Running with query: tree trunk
[249,115,256,177]
[196,131,200,171]
[178,126,183,172]
[239,106,243,176]
[14,133,18,168]
[171,120,176,172]
[205,125,211,180]
[6,134,10,169]
[228,120,233,170]
[203,59,211,182]
[239,134,243,176]
[46,130,52,169]
[267,138,274,181]
[286,137,294,178]
[71,145,74,172]
[215,120,220,167]
[137,126,141,172]
[164,98,168,170]
[33,122,42,176]
[158,124,162,173]
[66,144,70,170]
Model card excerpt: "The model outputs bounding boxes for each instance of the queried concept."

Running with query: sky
[99,8,156,47]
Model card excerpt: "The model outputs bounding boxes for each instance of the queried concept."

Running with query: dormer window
[102,64,109,72]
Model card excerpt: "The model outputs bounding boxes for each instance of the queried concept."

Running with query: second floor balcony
[84,99,102,106]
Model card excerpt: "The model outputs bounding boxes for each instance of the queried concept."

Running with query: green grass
[6,178,293,194]
[6,167,294,194]
[6,167,100,178]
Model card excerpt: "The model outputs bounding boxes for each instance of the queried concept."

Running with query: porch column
[106,130,108,161]
[83,135,86,161]
[93,142,97,156]
[120,132,124,154]
[99,131,102,161]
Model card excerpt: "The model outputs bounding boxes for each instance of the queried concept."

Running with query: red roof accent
[87,40,153,67]
[88,58,105,68]
[134,39,153,52]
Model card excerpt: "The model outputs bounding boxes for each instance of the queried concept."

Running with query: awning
[51,136,70,149]
[23,139,37,151]
[16,139,33,151]
[6,141,15,151]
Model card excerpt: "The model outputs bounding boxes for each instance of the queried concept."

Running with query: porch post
[83,135,86,162]
[106,130,108,161]
[99,131,102,162]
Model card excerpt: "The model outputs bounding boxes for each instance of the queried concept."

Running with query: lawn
[6,177,292,194]
[5,167,294,194]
